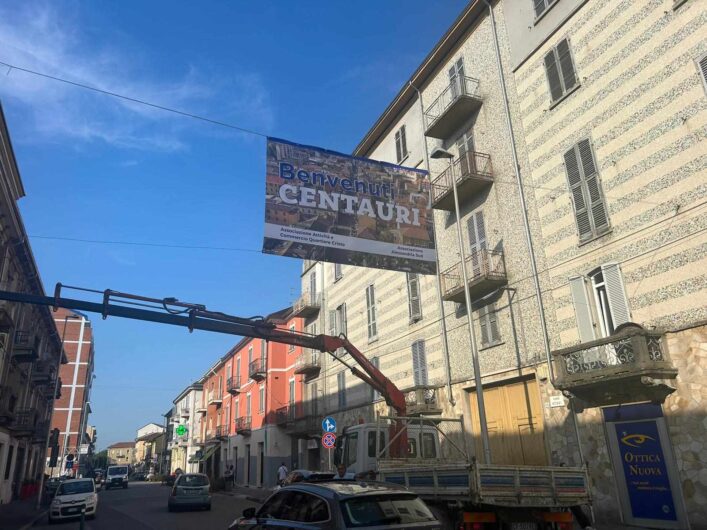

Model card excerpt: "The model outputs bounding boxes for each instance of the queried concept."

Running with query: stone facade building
[0,103,63,504]
[168,383,202,473]
[106,441,136,466]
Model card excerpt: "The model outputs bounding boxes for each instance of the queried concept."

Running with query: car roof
[61,478,94,484]
[282,480,411,500]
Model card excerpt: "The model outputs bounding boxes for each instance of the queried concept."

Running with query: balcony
[207,390,222,407]
[248,359,267,382]
[12,330,39,363]
[9,409,35,435]
[424,75,482,139]
[276,406,319,437]
[235,416,252,435]
[206,425,226,443]
[180,407,190,418]
[43,378,62,400]
[227,376,242,395]
[196,404,207,415]
[293,350,321,382]
[292,291,321,319]
[192,433,204,446]
[440,249,507,303]
[431,151,493,211]
[31,360,56,385]
[553,324,678,410]
[404,387,443,416]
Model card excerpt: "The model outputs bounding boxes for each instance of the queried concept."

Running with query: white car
[48,478,98,523]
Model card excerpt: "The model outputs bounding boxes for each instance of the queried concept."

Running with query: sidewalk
[215,484,270,504]
[0,497,47,530]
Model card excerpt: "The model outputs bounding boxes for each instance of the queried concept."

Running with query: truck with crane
[0,284,592,529]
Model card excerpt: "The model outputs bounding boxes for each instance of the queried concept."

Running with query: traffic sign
[176,425,187,436]
[322,432,336,449]
[322,416,336,433]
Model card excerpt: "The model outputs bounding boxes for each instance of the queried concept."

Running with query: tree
[93,450,108,470]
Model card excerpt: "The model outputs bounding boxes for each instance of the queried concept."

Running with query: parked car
[168,473,211,512]
[131,472,147,481]
[105,465,129,489]
[274,470,336,490]
[48,478,98,523]
[44,476,66,498]
[228,481,441,529]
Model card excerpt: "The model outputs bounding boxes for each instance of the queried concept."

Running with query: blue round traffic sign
[322,432,336,449]
[322,416,336,433]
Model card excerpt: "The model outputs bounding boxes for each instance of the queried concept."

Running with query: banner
[263,138,436,274]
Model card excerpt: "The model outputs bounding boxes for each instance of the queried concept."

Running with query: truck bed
[377,460,591,508]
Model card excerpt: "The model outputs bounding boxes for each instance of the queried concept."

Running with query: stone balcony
[431,150,493,211]
[235,416,252,435]
[293,349,321,383]
[424,75,482,139]
[12,330,39,363]
[227,376,242,395]
[552,324,678,410]
[440,249,507,303]
[248,359,267,382]
[292,291,321,319]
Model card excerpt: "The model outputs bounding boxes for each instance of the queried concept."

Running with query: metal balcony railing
[248,359,267,382]
[294,349,321,382]
[440,249,507,303]
[235,416,252,435]
[227,376,241,395]
[31,360,56,384]
[431,151,493,211]
[292,291,322,318]
[275,406,296,426]
[207,390,222,406]
[553,325,678,409]
[424,75,482,139]
[180,407,190,417]
[12,330,39,363]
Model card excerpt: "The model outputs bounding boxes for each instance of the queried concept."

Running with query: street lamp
[430,147,491,465]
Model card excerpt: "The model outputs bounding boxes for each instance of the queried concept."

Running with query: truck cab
[333,422,440,476]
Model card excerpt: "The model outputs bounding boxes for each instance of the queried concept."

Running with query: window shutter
[334,263,342,280]
[366,285,377,339]
[564,146,593,240]
[569,276,597,343]
[407,273,422,322]
[488,304,500,342]
[478,305,489,345]
[412,340,428,386]
[475,211,486,249]
[395,130,402,163]
[310,272,317,298]
[400,125,407,158]
[698,53,707,92]
[371,357,380,400]
[544,49,564,102]
[340,303,347,336]
[556,39,577,93]
[467,215,477,251]
[578,139,609,234]
[328,310,337,336]
[600,263,631,328]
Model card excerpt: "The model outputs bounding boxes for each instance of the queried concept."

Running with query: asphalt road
[34,482,260,530]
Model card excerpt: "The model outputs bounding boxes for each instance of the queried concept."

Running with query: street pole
[37,315,73,510]
[432,149,492,465]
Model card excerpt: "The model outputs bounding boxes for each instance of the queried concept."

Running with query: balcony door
[467,210,486,278]
[456,129,476,177]
[448,57,465,100]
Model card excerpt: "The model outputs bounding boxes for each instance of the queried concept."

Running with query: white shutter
[569,276,597,343]
[411,340,428,386]
[407,273,422,322]
[601,262,631,328]
[340,303,347,336]
[328,310,337,336]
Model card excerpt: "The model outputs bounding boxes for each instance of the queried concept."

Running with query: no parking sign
[322,432,336,449]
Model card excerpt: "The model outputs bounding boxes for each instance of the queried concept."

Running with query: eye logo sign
[621,433,656,448]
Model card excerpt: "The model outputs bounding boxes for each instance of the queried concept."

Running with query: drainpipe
[409,81,456,407]
[482,0,587,467]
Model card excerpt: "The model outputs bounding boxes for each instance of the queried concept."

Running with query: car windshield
[57,481,94,495]
[177,474,208,487]
[108,467,128,475]
[340,494,436,527]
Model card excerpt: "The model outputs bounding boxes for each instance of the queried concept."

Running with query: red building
[50,308,95,476]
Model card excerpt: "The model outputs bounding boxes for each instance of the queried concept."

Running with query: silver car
[228,481,441,529]
[168,473,211,512]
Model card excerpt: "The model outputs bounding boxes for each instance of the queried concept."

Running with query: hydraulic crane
[0,283,409,457]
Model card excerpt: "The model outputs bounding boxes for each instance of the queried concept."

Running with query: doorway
[245,444,251,485]
[257,442,264,487]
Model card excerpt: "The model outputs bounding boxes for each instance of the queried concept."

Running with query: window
[246,393,252,417]
[569,263,631,342]
[256,491,330,523]
[337,371,346,409]
[467,210,487,278]
[533,0,557,19]
[309,271,317,298]
[329,303,347,355]
[259,386,265,413]
[235,357,241,385]
[341,495,436,527]
[406,273,422,323]
[367,431,386,458]
[234,397,239,420]
[370,357,381,401]
[334,262,342,281]
[411,340,428,387]
[478,303,501,347]
[248,346,253,369]
[421,433,437,458]
[456,128,477,177]
[698,53,707,95]
[564,139,610,242]
[365,284,377,340]
[394,125,408,163]
[260,339,266,359]
[288,325,296,352]
[345,432,358,466]
[289,378,296,405]
[544,38,578,103]
[448,57,465,98]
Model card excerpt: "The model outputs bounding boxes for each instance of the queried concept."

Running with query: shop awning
[190,444,218,463]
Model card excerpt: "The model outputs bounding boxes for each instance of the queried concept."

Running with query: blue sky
[0,0,467,449]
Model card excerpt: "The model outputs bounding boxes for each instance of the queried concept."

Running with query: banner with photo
[263,138,436,274]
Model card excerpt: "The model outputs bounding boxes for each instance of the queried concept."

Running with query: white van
[105,465,129,489]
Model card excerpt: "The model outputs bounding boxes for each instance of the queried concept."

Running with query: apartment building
[192,308,306,488]
[298,1,705,528]
[168,383,202,473]
[50,308,95,477]
[0,102,64,504]
[106,441,136,466]
[503,0,706,527]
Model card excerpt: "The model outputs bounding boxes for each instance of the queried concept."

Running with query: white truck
[333,418,591,530]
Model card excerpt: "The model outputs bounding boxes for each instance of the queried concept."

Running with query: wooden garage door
[468,378,547,466]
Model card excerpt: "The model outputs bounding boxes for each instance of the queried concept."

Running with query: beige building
[295,1,706,529]
[106,441,136,466]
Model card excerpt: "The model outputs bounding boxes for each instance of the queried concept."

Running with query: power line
[29,234,262,253]
[0,60,269,138]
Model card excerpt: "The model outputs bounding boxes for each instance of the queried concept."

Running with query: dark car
[281,470,336,487]
[44,476,66,498]
[228,481,441,529]
[132,472,147,481]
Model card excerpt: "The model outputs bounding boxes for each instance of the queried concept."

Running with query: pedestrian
[277,462,288,486]
[224,464,234,491]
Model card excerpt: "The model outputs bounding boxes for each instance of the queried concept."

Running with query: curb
[18,508,47,530]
